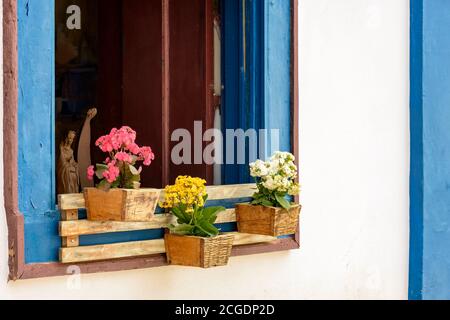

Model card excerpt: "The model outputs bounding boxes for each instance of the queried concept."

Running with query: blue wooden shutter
[221,0,292,185]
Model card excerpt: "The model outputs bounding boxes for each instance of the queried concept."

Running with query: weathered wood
[164,234,202,267]
[60,209,79,221]
[58,194,86,211]
[231,232,277,246]
[165,233,234,268]
[84,188,161,222]
[202,184,256,200]
[60,239,166,264]
[60,209,80,249]
[59,209,237,237]
[236,204,302,237]
[60,232,276,264]
[62,236,79,248]
[58,184,256,210]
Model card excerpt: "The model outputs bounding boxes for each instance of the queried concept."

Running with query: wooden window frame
[3,0,299,280]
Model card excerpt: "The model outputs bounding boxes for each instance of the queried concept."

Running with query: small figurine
[57,130,80,194]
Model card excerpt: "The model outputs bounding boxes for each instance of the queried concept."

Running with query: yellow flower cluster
[160,176,207,213]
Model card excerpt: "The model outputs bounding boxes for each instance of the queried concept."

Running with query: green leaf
[110,179,121,189]
[202,206,225,224]
[253,192,264,200]
[97,180,111,192]
[275,193,291,210]
[171,207,190,224]
[128,164,140,175]
[261,199,275,207]
[169,224,195,236]
[95,164,108,180]
[196,220,220,237]
[132,181,141,189]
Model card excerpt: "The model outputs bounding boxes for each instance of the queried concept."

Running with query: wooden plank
[59,184,256,210]
[58,194,85,211]
[203,184,256,200]
[60,209,79,249]
[60,239,166,264]
[62,236,79,248]
[232,233,277,246]
[60,232,276,264]
[60,209,237,237]
[60,209,78,221]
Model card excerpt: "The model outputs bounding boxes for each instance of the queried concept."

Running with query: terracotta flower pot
[235,203,302,237]
[164,233,234,268]
[84,187,161,222]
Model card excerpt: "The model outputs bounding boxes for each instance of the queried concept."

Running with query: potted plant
[235,152,302,237]
[160,176,234,268]
[84,126,160,222]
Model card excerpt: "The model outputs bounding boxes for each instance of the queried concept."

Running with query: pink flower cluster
[94,126,155,166]
[87,126,155,187]
[87,162,120,184]
[139,147,155,166]
[95,126,138,154]
[102,162,120,183]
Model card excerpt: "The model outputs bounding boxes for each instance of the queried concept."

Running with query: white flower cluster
[250,152,300,196]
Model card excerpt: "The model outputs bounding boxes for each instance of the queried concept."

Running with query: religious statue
[57,108,98,194]
[57,130,80,194]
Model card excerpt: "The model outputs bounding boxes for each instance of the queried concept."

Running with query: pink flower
[121,126,137,143]
[96,135,114,153]
[92,126,155,187]
[106,126,137,150]
[87,165,95,181]
[102,163,120,184]
[127,143,140,155]
[139,146,155,166]
[119,127,136,147]
[115,151,133,163]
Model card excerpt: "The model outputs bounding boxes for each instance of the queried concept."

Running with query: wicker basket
[164,233,234,268]
[236,204,302,237]
[84,188,161,222]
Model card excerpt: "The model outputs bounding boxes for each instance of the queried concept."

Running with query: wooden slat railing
[57,184,278,264]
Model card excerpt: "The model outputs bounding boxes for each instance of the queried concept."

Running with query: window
[5,0,298,279]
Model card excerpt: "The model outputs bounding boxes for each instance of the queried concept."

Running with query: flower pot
[235,203,302,237]
[84,187,161,222]
[164,233,234,268]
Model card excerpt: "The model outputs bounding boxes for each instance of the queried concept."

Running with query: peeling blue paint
[18,0,56,263]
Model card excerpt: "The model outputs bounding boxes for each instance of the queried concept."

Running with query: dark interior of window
[55,0,219,195]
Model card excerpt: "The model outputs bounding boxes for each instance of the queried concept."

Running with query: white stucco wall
[0,0,410,300]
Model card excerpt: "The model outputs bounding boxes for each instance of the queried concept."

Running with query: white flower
[250,160,270,178]
[251,152,300,195]
[288,183,300,196]
[271,151,295,163]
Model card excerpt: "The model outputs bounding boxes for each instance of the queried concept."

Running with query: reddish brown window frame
[3,0,299,280]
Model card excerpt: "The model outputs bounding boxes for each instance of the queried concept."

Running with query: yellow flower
[159,176,207,213]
